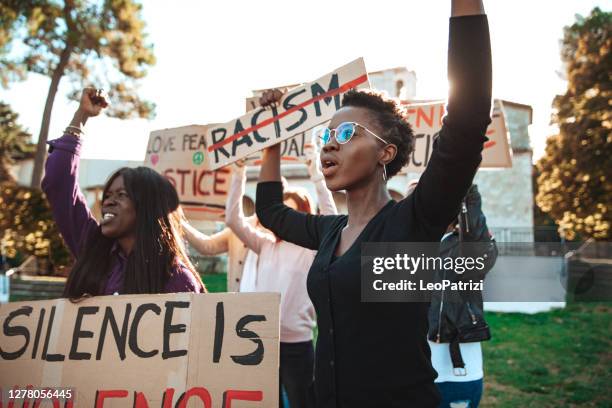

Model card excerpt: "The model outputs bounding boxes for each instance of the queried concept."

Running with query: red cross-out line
[208,74,368,152]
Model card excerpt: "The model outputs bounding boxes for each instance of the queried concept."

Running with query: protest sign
[244,93,327,166]
[145,125,230,221]
[245,91,305,164]
[242,131,310,166]
[402,99,512,173]
[0,292,280,407]
[205,58,369,170]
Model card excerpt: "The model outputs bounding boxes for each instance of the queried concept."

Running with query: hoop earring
[382,164,388,182]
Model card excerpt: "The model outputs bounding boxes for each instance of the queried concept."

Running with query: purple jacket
[42,134,202,295]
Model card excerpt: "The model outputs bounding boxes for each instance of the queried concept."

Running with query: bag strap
[449,339,467,376]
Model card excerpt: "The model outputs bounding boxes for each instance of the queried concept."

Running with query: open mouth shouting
[100,211,117,226]
[321,156,339,178]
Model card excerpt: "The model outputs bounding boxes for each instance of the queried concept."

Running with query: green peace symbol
[193,151,205,166]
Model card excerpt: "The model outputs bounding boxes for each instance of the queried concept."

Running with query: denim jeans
[436,379,483,408]
[279,341,314,408]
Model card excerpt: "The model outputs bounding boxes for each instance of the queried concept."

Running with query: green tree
[0,182,72,271]
[536,7,611,241]
[0,101,34,182]
[0,0,156,188]
[532,165,562,243]
[0,101,71,272]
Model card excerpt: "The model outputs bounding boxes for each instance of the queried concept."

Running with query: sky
[1,0,610,162]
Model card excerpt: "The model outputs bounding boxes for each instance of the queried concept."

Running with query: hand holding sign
[205,58,369,170]
[231,159,247,178]
[259,88,285,109]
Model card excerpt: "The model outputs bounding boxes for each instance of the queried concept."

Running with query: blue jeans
[436,379,483,408]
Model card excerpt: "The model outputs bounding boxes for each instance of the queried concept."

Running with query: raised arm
[313,179,338,216]
[305,137,338,215]
[41,89,108,256]
[257,146,339,250]
[409,1,492,238]
[451,0,484,16]
[225,162,275,254]
[182,220,230,255]
[256,91,340,249]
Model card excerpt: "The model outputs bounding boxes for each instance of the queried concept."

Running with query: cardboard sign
[145,125,231,221]
[205,58,369,170]
[402,99,512,173]
[0,292,280,407]
[243,131,311,166]
[244,90,311,165]
[244,94,327,166]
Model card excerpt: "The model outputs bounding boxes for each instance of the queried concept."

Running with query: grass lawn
[201,273,227,293]
[482,302,612,407]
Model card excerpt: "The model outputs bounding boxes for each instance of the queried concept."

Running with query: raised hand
[231,159,247,178]
[68,88,109,132]
[78,88,109,118]
[304,131,324,181]
[451,0,485,17]
[258,88,284,108]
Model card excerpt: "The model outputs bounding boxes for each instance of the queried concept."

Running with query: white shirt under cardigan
[429,341,483,383]
[225,166,337,343]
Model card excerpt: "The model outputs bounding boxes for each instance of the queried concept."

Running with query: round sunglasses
[313,122,387,146]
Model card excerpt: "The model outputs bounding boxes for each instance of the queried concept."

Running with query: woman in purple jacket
[42,88,204,298]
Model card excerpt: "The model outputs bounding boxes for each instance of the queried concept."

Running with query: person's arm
[305,136,337,216]
[225,163,274,254]
[256,91,339,249]
[259,140,282,182]
[451,0,484,16]
[182,220,230,255]
[408,1,492,239]
[257,146,338,250]
[41,88,108,256]
[313,179,337,216]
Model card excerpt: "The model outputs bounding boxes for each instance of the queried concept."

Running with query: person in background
[255,0,492,405]
[43,88,204,297]
[181,137,334,292]
[223,136,337,408]
[427,184,498,408]
[181,211,256,292]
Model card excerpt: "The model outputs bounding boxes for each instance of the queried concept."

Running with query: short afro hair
[341,89,414,178]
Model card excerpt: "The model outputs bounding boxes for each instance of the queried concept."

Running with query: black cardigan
[257,15,492,408]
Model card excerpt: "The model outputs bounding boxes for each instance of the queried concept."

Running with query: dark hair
[341,89,414,178]
[63,167,205,298]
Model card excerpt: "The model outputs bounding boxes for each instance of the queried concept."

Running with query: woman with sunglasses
[256,0,491,406]
[223,156,336,408]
